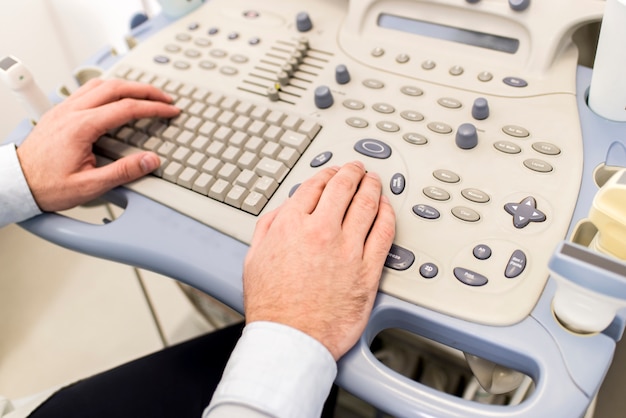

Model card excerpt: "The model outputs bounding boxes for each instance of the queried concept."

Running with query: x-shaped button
[504,196,546,229]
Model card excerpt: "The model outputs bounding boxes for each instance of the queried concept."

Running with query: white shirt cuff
[204,321,337,418]
[0,143,41,227]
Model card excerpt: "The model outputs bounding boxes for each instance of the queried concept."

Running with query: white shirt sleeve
[0,143,41,228]
[204,321,337,418]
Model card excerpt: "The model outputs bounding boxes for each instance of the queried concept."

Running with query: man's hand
[16,78,180,212]
[243,161,396,360]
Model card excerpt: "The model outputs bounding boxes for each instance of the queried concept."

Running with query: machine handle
[338,290,608,418]
[19,187,611,418]
[19,187,248,311]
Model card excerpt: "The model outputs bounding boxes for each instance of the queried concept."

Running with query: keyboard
[95,70,321,216]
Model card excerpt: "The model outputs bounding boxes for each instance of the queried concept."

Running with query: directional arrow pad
[504,196,546,229]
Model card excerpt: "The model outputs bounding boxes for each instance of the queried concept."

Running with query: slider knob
[456,123,478,149]
[296,12,313,32]
[314,85,334,109]
[472,97,490,120]
[335,64,351,84]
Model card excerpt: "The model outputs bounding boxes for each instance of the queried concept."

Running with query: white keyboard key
[242,191,268,215]
[177,167,200,189]
[222,145,243,163]
[187,151,207,169]
[225,185,248,208]
[260,142,281,159]
[253,176,278,199]
[279,130,310,153]
[143,136,163,152]
[263,125,284,142]
[255,157,288,182]
[163,161,184,182]
[172,146,192,163]
[206,141,226,158]
[202,157,223,175]
[277,146,299,168]
[218,162,241,182]
[94,137,143,160]
[191,135,210,151]
[235,169,258,189]
[175,130,195,146]
[266,110,286,126]
[247,120,268,137]
[238,151,259,170]
[192,173,215,195]
[209,178,231,201]
[298,120,321,139]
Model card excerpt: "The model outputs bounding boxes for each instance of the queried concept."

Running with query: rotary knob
[472,97,490,120]
[335,64,351,84]
[456,123,478,149]
[314,85,334,109]
[296,12,313,32]
[509,0,531,11]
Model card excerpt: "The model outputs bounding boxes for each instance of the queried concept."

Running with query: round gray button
[473,245,492,260]
[420,263,439,279]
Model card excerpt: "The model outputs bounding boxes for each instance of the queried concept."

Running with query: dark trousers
[29,322,337,417]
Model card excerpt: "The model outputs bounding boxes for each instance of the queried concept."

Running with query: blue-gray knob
[335,64,351,84]
[296,12,313,32]
[465,0,481,3]
[314,85,334,109]
[509,0,531,11]
[472,97,490,120]
[456,123,478,149]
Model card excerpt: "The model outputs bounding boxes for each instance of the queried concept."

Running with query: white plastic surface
[588,0,626,122]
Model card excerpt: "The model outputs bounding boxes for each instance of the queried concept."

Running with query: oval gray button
[385,244,415,271]
[354,138,392,159]
[505,249,527,278]
[524,158,553,173]
[403,133,428,145]
[454,267,488,286]
[433,169,460,183]
[390,173,406,195]
[412,204,440,220]
[452,206,480,222]
[494,141,521,154]
[423,186,450,201]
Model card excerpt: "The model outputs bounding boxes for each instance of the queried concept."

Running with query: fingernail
[140,154,160,173]
[380,194,390,205]
[367,171,380,181]
[351,161,365,170]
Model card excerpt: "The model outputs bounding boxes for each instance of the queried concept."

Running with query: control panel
[100,0,604,325]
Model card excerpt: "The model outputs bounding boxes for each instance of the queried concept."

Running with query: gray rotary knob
[472,97,490,120]
[509,0,531,11]
[296,12,313,32]
[335,64,351,84]
[314,85,334,109]
[456,123,478,149]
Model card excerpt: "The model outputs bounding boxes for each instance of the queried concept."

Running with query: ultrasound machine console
[10,0,626,416]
